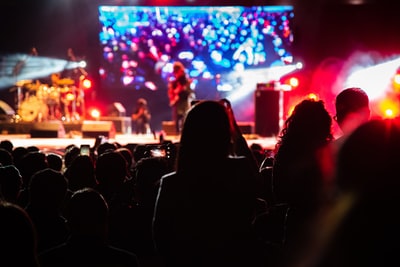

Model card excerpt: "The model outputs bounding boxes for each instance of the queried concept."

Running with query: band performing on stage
[14,75,85,123]
[11,49,87,124]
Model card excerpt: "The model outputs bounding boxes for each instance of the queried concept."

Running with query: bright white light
[268,63,301,81]
[296,62,303,69]
[78,61,87,68]
[122,76,134,85]
[345,57,400,100]
[177,51,194,61]
[217,83,233,92]
[202,71,212,79]
[0,53,88,89]
[144,81,157,91]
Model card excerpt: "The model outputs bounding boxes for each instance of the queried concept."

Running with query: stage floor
[0,118,278,154]
[0,132,278,156]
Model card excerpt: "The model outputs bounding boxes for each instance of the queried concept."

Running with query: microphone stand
[11,48,38,121]
[11,58,27,120]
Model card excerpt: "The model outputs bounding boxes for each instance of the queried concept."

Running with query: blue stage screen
[97,5,294,123]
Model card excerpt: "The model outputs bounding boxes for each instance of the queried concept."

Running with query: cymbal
[15,80,32,87]
[56,78,75,85]
[25,83,43,91]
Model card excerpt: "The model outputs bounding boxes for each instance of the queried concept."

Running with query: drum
[18,96,48,122]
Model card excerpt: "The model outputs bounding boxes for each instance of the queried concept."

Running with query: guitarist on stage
[168,61,195,134]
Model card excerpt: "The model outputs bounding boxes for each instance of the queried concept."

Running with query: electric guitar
[168,82,185,107]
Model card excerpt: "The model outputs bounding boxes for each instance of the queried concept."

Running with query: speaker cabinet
[100,116,132,134]
[30,121,66,138]
[162,121,178,136]
[81,121,116,138]
[255,90,280,137]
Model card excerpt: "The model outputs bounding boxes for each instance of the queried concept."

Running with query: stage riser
[0,117,128,137]
[30,121,66,138]
[100,116,131,134]
[0,122,84,135]
[81,121,116,138]
[1,122,30,134]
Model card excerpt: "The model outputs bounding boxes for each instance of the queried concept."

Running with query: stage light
[0,53,89,89]
[279,76,298,90]
[90,109,101,120]
[78,61,87,68]
[307,93,319,101]
[276,62,303,91]
[144,81,157,91]
[66,93,75,102]
[379,98,399,119]
[384,109,394,118]
[81,78,92,89]
[345,57,400,101]
[288,77,299,88]
[296,62,303,69]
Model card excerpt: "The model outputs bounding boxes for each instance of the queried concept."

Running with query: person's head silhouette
[335,87,370,135]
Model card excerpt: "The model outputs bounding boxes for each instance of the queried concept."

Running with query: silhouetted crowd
[1,91,400,267]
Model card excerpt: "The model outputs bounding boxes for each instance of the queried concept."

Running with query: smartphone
[149,146,167,158]
[80,144,91,156]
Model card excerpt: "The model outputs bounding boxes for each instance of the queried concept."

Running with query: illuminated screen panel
[98,5,294,122]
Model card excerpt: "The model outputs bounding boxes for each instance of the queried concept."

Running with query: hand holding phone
[80,144,91,156]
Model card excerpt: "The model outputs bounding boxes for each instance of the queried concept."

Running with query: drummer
[52,72,80,121]
[43,73,62,120]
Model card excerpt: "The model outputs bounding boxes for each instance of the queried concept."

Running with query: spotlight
[90,108,101,120]
[81,77,92,89]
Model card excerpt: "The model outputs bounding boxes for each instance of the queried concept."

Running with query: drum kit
[14,76,84,122]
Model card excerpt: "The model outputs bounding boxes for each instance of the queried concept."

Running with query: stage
[0,119,278,155]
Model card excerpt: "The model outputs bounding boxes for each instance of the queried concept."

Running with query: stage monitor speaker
[255,90,280,137]
[81,121,116,138]
[100,116,132,134]
[30,121,66,138]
